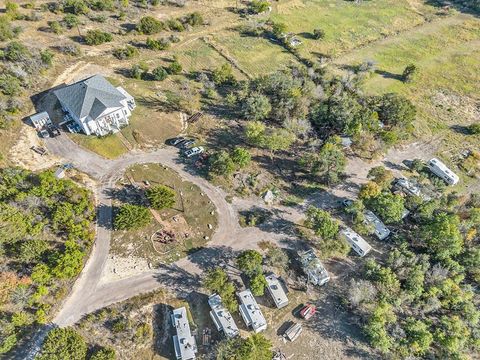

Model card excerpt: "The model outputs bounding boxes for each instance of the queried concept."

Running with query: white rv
[171,307,197,360]
[299,249,330,286]
[238,289,267,333]
[208,294,239,338]
[265,274,289,309]
[341,228,372,257]
[428,158,459,185]
[364,210,390,240]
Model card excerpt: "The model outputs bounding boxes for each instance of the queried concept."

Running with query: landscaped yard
[111,163,218,264]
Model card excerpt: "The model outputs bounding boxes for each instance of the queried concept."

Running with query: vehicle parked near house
[299,304,316,320]
[364,210,390,240]
[428,158,459,185]
[340,228,372,257]
[181,140,195,149]
[38,129,50,138]
[185,147,204,158]
[169,137,186,146]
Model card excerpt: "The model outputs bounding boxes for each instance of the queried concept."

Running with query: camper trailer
[341,228,372,257]
[299,249,330,286]
[171,307,197,360]
[428,158,459,185]
[238,289,267,333]
[364,210,390,240]
[208,294,239,339]
[265,274,288,309]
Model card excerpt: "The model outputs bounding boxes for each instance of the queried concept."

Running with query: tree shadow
[120,23,137,32]
[298,31,316,39]
[104,185,147,207]
[186,245,240,271]
[153,303,176,359]
[425,0,479,17]
[153,263,202,296]
[450,124,471,135]
[374,69,403,81]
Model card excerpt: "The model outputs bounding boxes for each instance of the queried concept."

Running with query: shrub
[37,327,87,360]
[130,62,149,80]
[313,28,325,39]
[0,74,22,96]
[137,16,163,34]
[63,0,90,15]
[402,64,418,83]
[208,151,235,178]
[469,123,480,135]
[59,43,81,56]
[250,273,267,296]
[167,59,182,74]
[145,185,176,210]
[113,45,139,60]
[48,21,63,34]
[89,0,115,11]
[184,12,203,26]
[213,63,235,85]
[114,204,151,230]
[166,18,185,32]
[152,66,168,81]
[3,41,30,62]
[90,347,115,360]
[84,30,112,45]
[146,37,170,50]
[0,16,16,41]
[249,0,270,14]
[40,49,54,67]
[63,14,79,28]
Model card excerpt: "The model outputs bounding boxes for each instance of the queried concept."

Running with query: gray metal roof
[30,111,50,122]
[54,75,126,120]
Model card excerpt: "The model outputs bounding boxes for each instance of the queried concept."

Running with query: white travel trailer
[341,228,372,257]
[208,294,239,339]
[171,307,197,360]
[428,158,459,185]
[238,289,267,333]
[299,249,330,286]
[265,274,289,309]
[364,210,390,240]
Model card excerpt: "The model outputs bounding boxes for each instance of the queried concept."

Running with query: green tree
[238,333,272,359]
[364,302,396,353]
[152,66,168,81]
[145,185,176,210]
[51,240,85,279]
[313,28,325,39]
[375,93,416,129]
[114,204,151,230]
[208,151,235,178]
[63,0,89,15]
[243,93,271,121]
[137,16,164,34]
[130,62,149,80]
[469,123,480,135]
[366,192,405,224]
[90,346,115,360]
[167,59,182,75]
[249,0,270,14]
[272,21,287,37]
[305,206,339,240]
[250,273,267,296]
[402,318,433,355]
[237,250,263,277]
[231,147,251,169]
[63,14,79,29]
[213,63,235,85]
[84,30,112,45]
[402,64,418,83]
[244,121,266,146]
[420,212,463,260]
[367,166,393,188]
[262,128,296,158]
[37,327,87,360]
[18,239,49,263]
[435,315,470,357]
[203,268,238,313]
[265,246,289,273]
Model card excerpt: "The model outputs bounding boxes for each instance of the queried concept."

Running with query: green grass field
[68,133,128,159]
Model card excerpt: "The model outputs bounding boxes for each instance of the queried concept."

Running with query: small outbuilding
[29,111,51,130]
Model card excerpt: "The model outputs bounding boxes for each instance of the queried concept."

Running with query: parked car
[341,199,354,207]
[47,124,61,137]
[168,137,186,146]
[38,129,50,138]
[181,140,195,149]
[299,304,316,320]
[184,146,204,158]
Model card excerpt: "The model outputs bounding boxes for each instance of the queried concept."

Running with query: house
[265,274,288,309]
[30,111,51,130]
[427,158,459,185]
[299,249,330,286]
[340,228,372,257]
[238,289,267,333]
[364,210,390,240]
[208,294,239,339]
[54,75,136,136]
[171,307,197,360]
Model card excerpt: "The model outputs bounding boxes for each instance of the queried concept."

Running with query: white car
[184,146,204,158]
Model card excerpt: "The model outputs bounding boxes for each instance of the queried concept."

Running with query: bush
[3,41,30,62]
[166,18,185,32]
[114,204,151,230]
[0,16,16,41]
[213,63,235,85]
[249,0,270,14]
[37,327,87,360]
[113,45,139,60]
[184,12,203,26]
[313,28,325,39]
[152,66,168,81]
[146,37,170,50]
[63,0,89,15]
[0,74,21,96]
[137,16,164,34]
[63,14,79,28]
[469,123,480,135]
[402,64,418,83]
[167,59,182,75]
[145,185,176,210]
[40,49,54,67]
[130,62,149,80]
[208,151,235,178]
[89,0,115,11]
[84,30,112,45]
[90,347,115,360]
[48,21,63,34]
[250,273,267,296]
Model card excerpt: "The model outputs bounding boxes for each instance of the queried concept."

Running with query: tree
[208,151,235,178]
[243,93,271,121]
[63,14,79,29]
[203,268,238,313]
[213,63,235,85]
[262,128,296,157]
[137,16,164,34]
[237,250,263,277]
[114,204,151,230]
[18,239,49,263]
[250,273,267,296]
[402,318,433,355]
[271,21,287,37]
[265,247,289,273]
[146,37,170,50]
[420,212,463,260]
[244,121,266,146]
[366,192,406,224]
[231,147,251,169]
[305,206,339,240]
[145,185,176,210]
[84,30,113,45]
[90,346,115,360]
[364,302,396,353]
[184,12,204,26]
[469,123,480,135]
[37,327,87,360]
[367,166,393,188]
[238,333,272,359]
[249,0,270,14]
[130,62,149,80]
[49,21,63,34]
[435,315,470,357]
[113,45,139,60]
[152,66,168,81]
[301,137,346,185]
[167,59,183,75]
[375,93,416,129]
[402,64,417,83]
[51,240,85,279]
[313,28,325,39]
[63,0,89,15]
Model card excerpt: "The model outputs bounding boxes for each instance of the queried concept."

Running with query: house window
[123,110,127,115]
[116,113,120,118]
